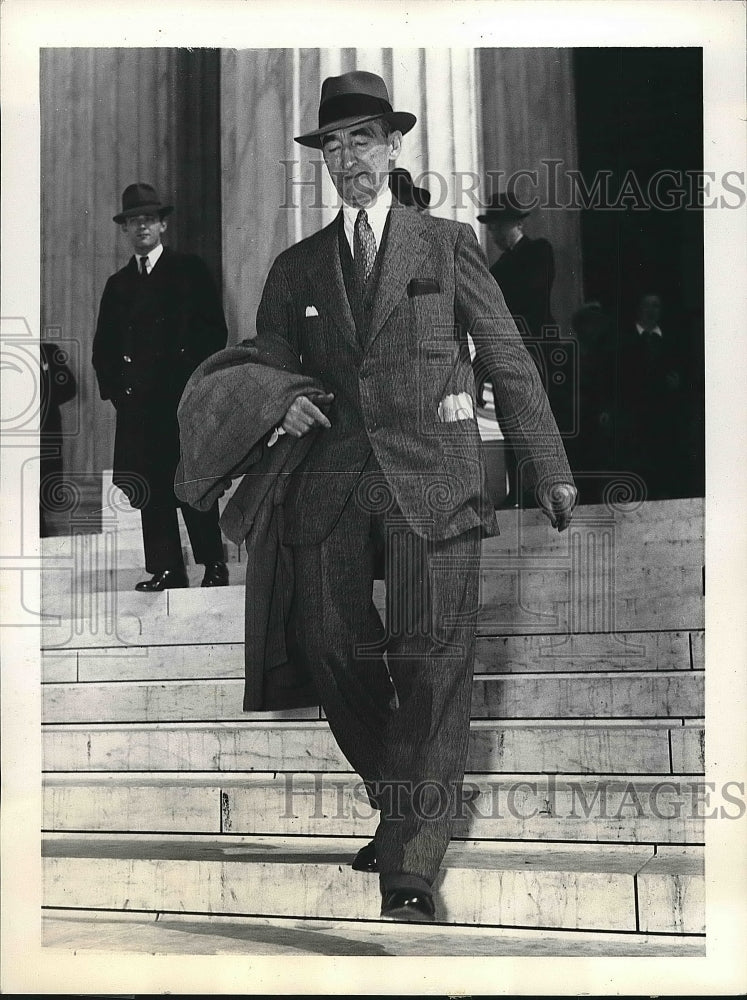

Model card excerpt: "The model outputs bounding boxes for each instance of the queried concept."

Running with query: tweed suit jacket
[256,203,572,545]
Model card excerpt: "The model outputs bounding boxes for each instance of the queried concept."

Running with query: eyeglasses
[123,215,161,228]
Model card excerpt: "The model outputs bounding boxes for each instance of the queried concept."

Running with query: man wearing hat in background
[475,193,558,506]
[93,183,229,591]
[256,71,576,922]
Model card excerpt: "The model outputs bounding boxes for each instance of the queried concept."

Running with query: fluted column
[41,48,180,509]
[477,48,584,334]
[40,48,222,526]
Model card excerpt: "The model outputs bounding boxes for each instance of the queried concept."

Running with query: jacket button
[123,354,132,363]
[125,387,133,396]
[179,348,186,354]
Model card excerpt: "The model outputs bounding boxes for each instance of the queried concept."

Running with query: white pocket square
[438,392,474,422]
[305,305,319,317]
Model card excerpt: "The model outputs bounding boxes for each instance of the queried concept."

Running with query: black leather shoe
[351,840,377,873]
[380,888,435,922]
[135,569,188,592]
[201,561,229,587]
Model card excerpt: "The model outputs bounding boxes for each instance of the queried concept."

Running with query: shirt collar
[342,185,393,252]
[136,242,164,271]
[636,322,663,337]
[503,233,524,254]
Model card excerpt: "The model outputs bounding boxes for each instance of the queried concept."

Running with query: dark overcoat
[489,234,556,341]
[175,335,325,710]
[92,248,227,506]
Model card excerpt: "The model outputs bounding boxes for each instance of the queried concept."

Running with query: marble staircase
[40,495,706,955]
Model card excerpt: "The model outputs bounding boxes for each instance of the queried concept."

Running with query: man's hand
[281,393,335,437]
[539,482,578,532]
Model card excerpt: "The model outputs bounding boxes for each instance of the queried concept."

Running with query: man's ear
[388,131,403,162]
[159,217,169,234]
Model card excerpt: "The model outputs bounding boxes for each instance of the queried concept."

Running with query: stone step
[43,718,705,775]
[41,833,704,933]
[41,670,704,724]
[40,497,704,643]
[43,771,706,844]
[40,582,703,651]
[483,497,703,551]
[40,907,705,956]
[40,496,704,562]
[41,629,701,684]
[40,525,246,571]
[478,573,703,633]
[44,563,244,598]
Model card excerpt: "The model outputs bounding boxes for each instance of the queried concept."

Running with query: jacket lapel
[308,214,358,352]
[365,205,428,351]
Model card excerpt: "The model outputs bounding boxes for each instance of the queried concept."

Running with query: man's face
[121,214,167,255]
[488,219,522,252]
[639,294,662,328]
[322,121,402,208]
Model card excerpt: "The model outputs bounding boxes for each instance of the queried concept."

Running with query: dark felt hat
[476,191,532,223]
[113,183,174,224]
[389,168,431,209]
[294,71,416,149]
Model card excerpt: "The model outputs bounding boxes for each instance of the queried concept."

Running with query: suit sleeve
[454,224,573,496]
[91,277,119,402]
[255,256,301,358]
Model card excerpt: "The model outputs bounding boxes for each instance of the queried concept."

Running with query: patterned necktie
[354,209,377,287]
[139,256,149,279]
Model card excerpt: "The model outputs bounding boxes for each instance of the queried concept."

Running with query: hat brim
[477,208,531,223]
[295,111,416,149]
[113,204,174,224]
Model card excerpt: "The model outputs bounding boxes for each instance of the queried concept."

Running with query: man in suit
[479,193,556,343]
[615,291,686,500]
[93,183,229,590]
[258,72,576,922]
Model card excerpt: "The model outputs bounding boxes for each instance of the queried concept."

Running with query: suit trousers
[292,462,481,893]
[140,499,223,574]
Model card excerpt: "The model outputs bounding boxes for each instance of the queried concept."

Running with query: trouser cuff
[379,871,432,894]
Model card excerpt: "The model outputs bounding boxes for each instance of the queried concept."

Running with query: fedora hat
[294,71,416,149]
[389,168,431,209]
[113,183,174,224]
[476,192,532,224]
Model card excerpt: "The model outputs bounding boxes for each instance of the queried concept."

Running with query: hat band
[318,93,393,131]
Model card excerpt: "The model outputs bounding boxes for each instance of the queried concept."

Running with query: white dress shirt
[136,242,164,275]
[341,185,393,258]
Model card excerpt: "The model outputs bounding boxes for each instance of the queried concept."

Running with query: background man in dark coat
[615,291,687,500]
[257,71,576,923]
[474,193,558,506]
[92,183,229,591]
